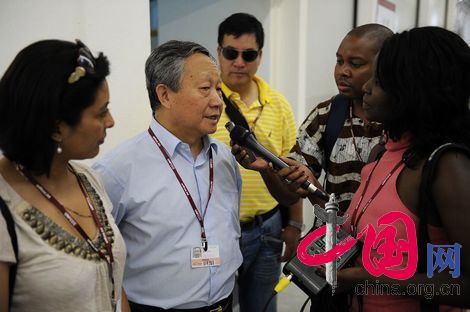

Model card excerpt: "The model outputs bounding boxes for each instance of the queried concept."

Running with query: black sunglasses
[68,39,96,84]
[220,47,259,62]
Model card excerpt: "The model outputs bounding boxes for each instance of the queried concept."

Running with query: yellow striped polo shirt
[212,76,297,221]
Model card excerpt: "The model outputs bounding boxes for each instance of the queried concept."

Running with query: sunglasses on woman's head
[77,43,96,75]
[68,39,96,84]
[220,47,259,62]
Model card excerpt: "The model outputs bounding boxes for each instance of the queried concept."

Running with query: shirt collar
[203,135,219,156]
[149,118,218,157]
[221,75,271,106]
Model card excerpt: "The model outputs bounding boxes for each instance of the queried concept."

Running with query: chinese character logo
[427,243,461,278]
[361,211,417,280]
[296,211,418,280]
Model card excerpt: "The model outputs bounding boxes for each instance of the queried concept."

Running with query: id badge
[191,245,221,268]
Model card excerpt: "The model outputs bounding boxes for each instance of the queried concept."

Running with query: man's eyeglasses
[220,47,259,62]
[68,39,96,84]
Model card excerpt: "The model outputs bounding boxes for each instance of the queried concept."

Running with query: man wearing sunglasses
[212,13,301,312]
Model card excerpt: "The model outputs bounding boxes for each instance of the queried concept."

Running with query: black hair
[0,39,110,175]
[347,23,393,52]
[376,27,470,157]
[217,13,264,49]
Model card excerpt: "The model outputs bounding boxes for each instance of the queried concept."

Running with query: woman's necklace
[64,205,92,218]
[14,163,92,218]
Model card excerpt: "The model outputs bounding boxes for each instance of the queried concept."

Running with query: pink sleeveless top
[343,136,461,312]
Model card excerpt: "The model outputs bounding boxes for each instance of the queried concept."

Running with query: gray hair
[145,40,213,112]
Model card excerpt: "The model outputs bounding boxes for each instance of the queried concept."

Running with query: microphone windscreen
[228,124,249,143]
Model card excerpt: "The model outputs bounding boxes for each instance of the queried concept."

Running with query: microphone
[225,121,329,201]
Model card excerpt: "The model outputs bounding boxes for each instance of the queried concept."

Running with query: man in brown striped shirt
[289,24,392,213]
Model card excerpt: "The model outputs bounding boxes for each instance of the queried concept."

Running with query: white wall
[0,0,151,163]
[269,0,302,121]
[447,0,459,30]
[304,0,354,115]
[453,0,470,44]
[419,0,447,27]
[358,0,418,31]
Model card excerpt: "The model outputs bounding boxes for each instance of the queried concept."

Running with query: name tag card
[191,245,221,268]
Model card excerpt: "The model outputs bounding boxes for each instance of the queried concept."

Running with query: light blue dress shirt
[93,118,243,309]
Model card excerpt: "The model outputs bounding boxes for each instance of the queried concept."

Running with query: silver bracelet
[288,220,305,232]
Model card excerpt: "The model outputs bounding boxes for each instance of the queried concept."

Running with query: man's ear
[155,84,173,109]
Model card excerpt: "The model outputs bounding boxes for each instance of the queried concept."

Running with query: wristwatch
[288,220,305,232]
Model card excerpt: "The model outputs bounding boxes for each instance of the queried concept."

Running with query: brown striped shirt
[289,97,383,213]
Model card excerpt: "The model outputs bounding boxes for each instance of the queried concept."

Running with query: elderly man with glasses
[212,12,302,312]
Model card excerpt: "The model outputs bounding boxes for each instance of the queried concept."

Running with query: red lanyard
[148,127,214,251]
[349,157,404,236]
[17,164,116,306]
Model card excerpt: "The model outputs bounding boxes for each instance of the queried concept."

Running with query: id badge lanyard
[148,128,213,251]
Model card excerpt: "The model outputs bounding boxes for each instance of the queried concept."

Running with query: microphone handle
[244,137,289,169]
[304,181,330,201]
[246,139,330,201]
